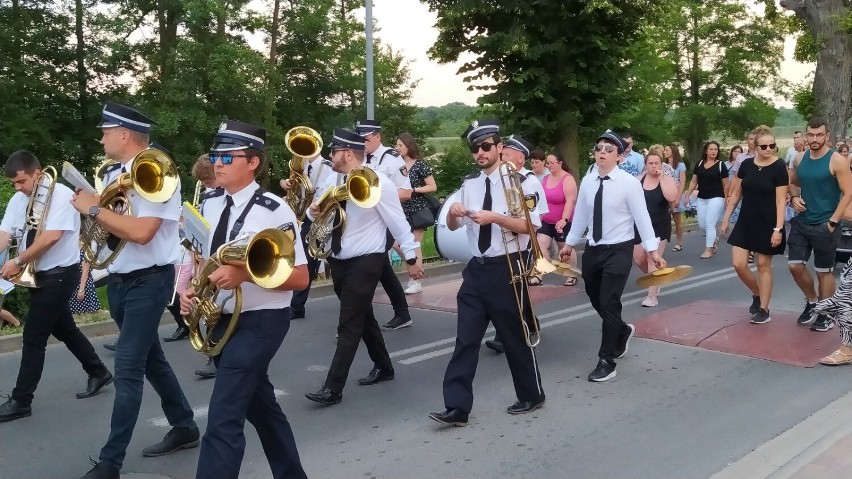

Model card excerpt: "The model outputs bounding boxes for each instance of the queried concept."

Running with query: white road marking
[397,267,740,365]
[148,389,289,428]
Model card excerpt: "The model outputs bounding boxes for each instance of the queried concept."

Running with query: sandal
[700,252,713,259]
[671,243,682,252]
[563,277,577,287]
[820,348,852,366]
[527,275,543,286]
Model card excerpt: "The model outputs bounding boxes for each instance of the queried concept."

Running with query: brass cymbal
[551,260,582,278]
[635,265,693,288]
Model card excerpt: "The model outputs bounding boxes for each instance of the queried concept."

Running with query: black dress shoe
[103,342,116,352]
[76,370,114,399]
[195,358,217,379]
[428,408,468,427]
[142,427,200,457]
[485,339,504,354]
[291,310,305,319]
[79,460,120,479]
[357,367,395,385]
[588,358,617,382]
[0,397,32,423]
[507,396,545,415]
[163,326,189,342]
[305,387,342,405]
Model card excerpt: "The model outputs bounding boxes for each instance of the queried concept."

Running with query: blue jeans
[99,267,196,469]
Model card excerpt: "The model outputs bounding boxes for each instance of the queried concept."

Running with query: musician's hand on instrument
[280,178,293,190]
[71,190,100,214]
[447,202,467,218]
[209,264,250,290]
[308,203,320,218]
[179,288,195,316]
[559,245,573,262]
[651,251,666,269]
[406,261,424,280]
[0,260,21,280]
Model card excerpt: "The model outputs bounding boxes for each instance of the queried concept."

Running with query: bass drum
[434,188,472,263]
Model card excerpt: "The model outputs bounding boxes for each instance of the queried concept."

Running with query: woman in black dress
[721,128,789,324]
[395,133,436,294]
[633,152,680,307]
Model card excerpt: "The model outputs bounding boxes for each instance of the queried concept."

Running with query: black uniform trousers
[492,248,537,344]
[12,264,108,405]
[379,256,410,319]
[196,308,307,479]
[325,253,394,392]
[443,255,544,414]
[581,241,634,362]
[290,218,321,317]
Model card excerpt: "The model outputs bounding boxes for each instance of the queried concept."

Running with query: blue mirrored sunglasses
[208,153,248,165]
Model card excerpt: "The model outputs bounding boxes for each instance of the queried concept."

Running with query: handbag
[424,194,441,217]
[410,207,435,230]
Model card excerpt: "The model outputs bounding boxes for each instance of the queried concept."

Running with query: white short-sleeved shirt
[455,165,542,258]
[364,144,413,190]
[303,156,334,195]
[202,181,308,313]
[519,167,549,217]
[311,169,419,260]
[1,184,80,271]
[101,157,182,274]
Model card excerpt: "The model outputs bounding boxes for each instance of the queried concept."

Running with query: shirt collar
[228,180,259,208]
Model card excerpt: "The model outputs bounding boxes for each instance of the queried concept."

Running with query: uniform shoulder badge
[200,187,224,201]
[524,171,535,177]
[322,159,332,167]
[399,166,408,177]
[515,172,528,183]
[254,191,280,211]
[101,162,122,176]
[463,172,480,180]
[387,148,400,157]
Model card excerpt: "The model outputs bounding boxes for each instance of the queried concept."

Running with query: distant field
[425,137,460,154]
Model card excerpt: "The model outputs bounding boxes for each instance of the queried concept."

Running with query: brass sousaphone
[283,126,323,221]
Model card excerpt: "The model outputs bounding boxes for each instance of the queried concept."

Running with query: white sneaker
[641,296,658,307]
[404,280,423,294]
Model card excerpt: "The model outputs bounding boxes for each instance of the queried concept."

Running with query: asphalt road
[2,231,851,479]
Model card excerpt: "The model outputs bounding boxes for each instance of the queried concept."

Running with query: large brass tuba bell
[185,227,297,356]
[284,126,323,221]
[306,166,380,259]
[81,148,179,269]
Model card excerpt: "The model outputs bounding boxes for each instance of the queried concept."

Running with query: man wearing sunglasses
[429,119,546,427]
[74,103,198,479]
[622,133,644,174]
[354,120,416,332]
[305,128,422,406]
[560,130,665,383]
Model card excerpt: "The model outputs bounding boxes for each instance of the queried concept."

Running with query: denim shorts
[787,216,841,272]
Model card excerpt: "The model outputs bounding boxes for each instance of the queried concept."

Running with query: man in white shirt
[0,151,113,424]
[304,128,423,406]
[180,119,310,479]
[561,130,665,383]
[72,102,198,479]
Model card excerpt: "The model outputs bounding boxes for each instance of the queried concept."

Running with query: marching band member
[74,103,198,479]
[305,128,423,405]
[561,130,664,383]
[180,120,310,479]
[0,151,113,423]
[429,119,546,427]
[355,119,416,331]
[281,150,333,320]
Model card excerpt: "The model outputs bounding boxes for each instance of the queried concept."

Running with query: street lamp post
[365,0,374,120]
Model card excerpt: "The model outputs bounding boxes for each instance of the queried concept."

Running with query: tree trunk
[782,0,852,139]
[558,119,580,183]
[75,0,90,159]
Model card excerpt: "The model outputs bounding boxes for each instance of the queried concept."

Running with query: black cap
[462,119,500,144]
[98,102,154,134]
[210,120,266,152]
[596,129,626,154]
[354,119,381,137]
[504,134,533,159]
[328,128,366,151]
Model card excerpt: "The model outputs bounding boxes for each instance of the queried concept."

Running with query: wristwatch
[14,257,24,267]
[772,227,782,232]
[88,205,101,218]
[406,257,418,266]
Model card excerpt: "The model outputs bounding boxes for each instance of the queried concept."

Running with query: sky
[363,0,815,108]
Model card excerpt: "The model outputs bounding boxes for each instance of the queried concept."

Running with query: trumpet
[185,227,297,356]
[306,167,380,259]
[498,161,556,348]
[7,166,58,288]
[81,148,179,269]
[283,126,323,221]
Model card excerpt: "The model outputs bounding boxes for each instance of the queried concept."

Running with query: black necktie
[366,154,373,164]
[331,176,347,254]
[593,176,609,243]
[478,178,493,254]
[210,195,233,253]
[24,229,35,248]
[307,164,313,178]
[121,166,127,174]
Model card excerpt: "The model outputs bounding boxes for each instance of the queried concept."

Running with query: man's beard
[477,156,497,169]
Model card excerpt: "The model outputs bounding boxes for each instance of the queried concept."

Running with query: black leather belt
[586,240,634,250]
[108,264,171,282]
[34,264,78,281]
[472,252,521,265]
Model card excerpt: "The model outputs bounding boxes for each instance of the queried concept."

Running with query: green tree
[422,0,660,176]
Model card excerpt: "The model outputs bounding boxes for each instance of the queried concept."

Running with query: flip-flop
[563,277,577,287]
[700,252,712,259]
[671,243,683,252]
[527,275,543,286]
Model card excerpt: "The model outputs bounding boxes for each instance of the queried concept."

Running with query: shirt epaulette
[385,148,400,157]
[101,162,122,178]
[322,159,332,167]
[516,172,528,183]
[200,187,224,201]
[461,171,480,188]
[524,171,535,177]
[253,189,280,211]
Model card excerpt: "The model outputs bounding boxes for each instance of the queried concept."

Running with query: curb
[0,261,467,355]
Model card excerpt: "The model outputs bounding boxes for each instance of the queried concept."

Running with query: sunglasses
[470,142,497,153]
[594,144,617,154]
[757,144,777,150]
[209,153,248,165]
